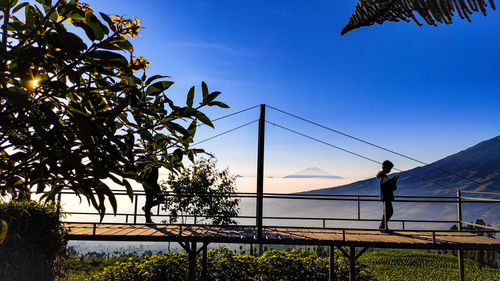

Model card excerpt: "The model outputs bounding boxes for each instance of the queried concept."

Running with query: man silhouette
[141,165,163,224]
[377,160,398,232]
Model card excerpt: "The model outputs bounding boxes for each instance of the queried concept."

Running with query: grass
[359,250,500,281]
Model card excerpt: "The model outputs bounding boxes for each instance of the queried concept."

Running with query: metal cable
[266,120,457,192]
[198,105,260,127]
[266,105,500,192]
[193,120,258,146]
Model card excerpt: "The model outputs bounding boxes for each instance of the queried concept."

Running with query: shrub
[90,253,188,281]
[90,246,373,281]
[0,200,66,281]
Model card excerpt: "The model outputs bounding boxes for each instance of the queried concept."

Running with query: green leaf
[146,80,174,96]
[210,101,229,108]
[201,81,209,99]
[84,11,105,40]
[145,75,170,86]
[108,37,133,52]
[196,111,214,128]
[206,91,221,103]
[91,50,128,65]
[0,220,7,244]
[123,179,134,201]
[186,86,195,108]
[55,26,87,55]
[12,2,29,13]
[99,12,116,32]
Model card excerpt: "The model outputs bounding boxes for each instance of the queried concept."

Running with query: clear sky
[83,1,500,192]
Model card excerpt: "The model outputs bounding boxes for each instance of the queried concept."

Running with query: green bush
[90,253,187,281]
[0,200,66,281]
[90,246,373,281]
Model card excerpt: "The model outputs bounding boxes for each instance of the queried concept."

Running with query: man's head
[382,160,394,173]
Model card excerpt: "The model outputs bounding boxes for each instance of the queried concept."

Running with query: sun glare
[32,78,39,88]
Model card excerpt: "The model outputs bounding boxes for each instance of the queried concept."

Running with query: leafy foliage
[0,200,65,281]
[341,0,497,35]
[0,0,228,217]
[162,158,240,225]
[89,246,373,281]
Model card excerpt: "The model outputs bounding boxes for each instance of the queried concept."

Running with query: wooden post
[457,190,462,231]
[357,196,360,220]
[457,190,465,281]
[329,245,336,281]
[188,242,197,281]
[133,194,138,224]
[201,243,208,280]
[349,246,356,281]
[256,104,266,253]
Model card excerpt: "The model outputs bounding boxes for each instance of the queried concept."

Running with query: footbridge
[62,105,500,281]
[63,191,500,281]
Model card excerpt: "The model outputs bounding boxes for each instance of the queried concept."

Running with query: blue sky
[83,1,500,189]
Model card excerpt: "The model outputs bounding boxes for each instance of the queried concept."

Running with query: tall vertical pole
[256,104,266,248]
[457,190,465,281]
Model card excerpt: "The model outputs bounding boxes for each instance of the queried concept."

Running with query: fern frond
[341,0,496,35]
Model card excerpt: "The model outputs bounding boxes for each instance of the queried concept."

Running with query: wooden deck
[65,223,500,250]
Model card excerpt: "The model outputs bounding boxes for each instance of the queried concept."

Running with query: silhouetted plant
[0,0,228,218]
[0,200,65,281]
[341,0,496,35]
[162,158,240,225]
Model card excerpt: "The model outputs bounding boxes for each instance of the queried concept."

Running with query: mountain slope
[306,135,500,196]
[283,135,500,229]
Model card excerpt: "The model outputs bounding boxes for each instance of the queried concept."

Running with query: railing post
[457,190,462,231]
[256,104,265,242]
[133,194,138,224]
[456,190,465,281]
[357,196,360,220]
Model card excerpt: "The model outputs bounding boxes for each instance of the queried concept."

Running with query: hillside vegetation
[62,249,499,281]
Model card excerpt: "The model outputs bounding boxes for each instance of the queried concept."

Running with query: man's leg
[143,193,153,223]
[380,200,387,229]
[386,201,394,223]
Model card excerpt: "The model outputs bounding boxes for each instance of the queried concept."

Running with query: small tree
[162,159,240,225]
[0,0,228,217]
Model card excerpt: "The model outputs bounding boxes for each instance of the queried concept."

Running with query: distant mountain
[262,135,500,229]
[306,135,500,196]
[284,167,343,179]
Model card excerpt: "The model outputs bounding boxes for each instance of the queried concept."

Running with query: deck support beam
[458,250,465,281]
[336,246,369,281]
[329,245,336,281]
[349,246,356,281]
[201,242,208,280]
[180,241,199,281]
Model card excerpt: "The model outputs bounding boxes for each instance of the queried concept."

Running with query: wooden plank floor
[65,223,500,250]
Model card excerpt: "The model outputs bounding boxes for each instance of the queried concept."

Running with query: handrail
[55,191,500,203]
[56,189,500,232]
[461,222,500,231]
[62,221,500,234]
